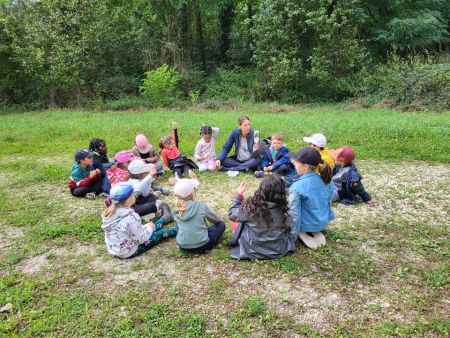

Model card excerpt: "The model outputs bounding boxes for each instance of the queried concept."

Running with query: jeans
[180,221,226,254]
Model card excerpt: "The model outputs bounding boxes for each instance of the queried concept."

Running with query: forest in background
[0,0,449,111]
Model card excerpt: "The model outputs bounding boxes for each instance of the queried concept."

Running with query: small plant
[188,90,200,104]
[139,64,181,106]
[242,297,266,317]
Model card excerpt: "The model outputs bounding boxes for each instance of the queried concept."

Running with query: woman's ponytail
[317,160,332,184]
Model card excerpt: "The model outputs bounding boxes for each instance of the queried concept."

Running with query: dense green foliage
[0,0,449,109]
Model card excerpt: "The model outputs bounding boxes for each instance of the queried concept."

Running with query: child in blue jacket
[331,146,377,206]
[254,133,295,178]
[289,147,335,249]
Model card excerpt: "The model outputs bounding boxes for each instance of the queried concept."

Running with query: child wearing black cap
[289,147,335,249]
[68,150,102,198]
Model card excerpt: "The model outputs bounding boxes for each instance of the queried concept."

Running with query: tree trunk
[194,0,206,72]
[218,1,235,65]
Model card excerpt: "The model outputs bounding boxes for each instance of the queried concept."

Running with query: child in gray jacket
[173,179,225,254]
[228,175,296,260]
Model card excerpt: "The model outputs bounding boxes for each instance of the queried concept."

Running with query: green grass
[0,104,448,336]
[0,105,449,162]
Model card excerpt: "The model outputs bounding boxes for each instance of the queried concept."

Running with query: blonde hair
[102,194,135,218]
[271,133,283,142]
[173,193,195,215]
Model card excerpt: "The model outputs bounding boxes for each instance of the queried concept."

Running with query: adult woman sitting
[215,115,262,172]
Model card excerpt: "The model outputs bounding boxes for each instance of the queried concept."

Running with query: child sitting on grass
[173,179,225,254]
[303,133,335,169]
[68,150,102,199]
[331,146,377,206]
[107,150,133,187]
[289,147,335,250]
[194,125,220,172]
[88,138,114,195]
[254,133,295,178]
[102,183,176,259]
[228,175,296,260]
[160,121,198,183]
[131,133,163,173]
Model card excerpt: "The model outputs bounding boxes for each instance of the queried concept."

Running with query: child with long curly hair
[228,175,296,260]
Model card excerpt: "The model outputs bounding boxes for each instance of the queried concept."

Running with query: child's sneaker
[158,202,174,224]
[254,170,264,178]
[86,192,97,200]
[298,232,320,250]
[161,187,171,195]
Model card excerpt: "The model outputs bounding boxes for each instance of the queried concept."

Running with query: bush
[202,67,262,101]
[139,64,182,106]
[357,54,450,111]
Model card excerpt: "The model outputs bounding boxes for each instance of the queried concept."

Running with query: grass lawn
[0,104,449,336]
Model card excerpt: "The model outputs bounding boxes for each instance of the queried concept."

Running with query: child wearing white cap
[172,179,225,254]
[303,133,335,169]
[101,183,176,258]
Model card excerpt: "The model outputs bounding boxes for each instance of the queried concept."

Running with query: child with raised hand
[127,159,171,218]
[68,150,102,199]
[159,121,198,183]
[132,133,163,173]
[173,179,225,254]
[289,147,335,250]
[331,146,377,206]
[254,133,295,178]
[228,175,296,260]
[102,183,176,259]
[194,125,220,172]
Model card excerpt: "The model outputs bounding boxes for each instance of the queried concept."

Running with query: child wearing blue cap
[68,150,102,199]
[101,183,177,258]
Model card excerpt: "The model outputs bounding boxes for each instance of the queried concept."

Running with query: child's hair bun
[200,125,213,135]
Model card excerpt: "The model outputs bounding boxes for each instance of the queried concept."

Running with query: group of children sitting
[68,116,377,259]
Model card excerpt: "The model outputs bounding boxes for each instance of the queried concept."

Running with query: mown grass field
[0,104,449,337]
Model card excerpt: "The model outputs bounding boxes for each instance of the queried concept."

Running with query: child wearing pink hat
[131,133,163,173]
[107,151,133,187]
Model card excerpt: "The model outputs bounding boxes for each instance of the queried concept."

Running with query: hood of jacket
[175,200,202,222]
[101,207,135,231]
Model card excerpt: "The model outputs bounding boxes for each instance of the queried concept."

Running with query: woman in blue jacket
[215,115,262,172]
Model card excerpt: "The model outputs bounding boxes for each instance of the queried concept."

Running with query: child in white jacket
[101,183,176,258]
[194,125,220,172]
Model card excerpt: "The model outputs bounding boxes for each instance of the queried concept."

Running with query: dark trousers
[133,195,157,216]
[272,163,292,175]
[221,157,260,172]
[71,180,102,197]
[173,164,191,177]
[180,221,226,254]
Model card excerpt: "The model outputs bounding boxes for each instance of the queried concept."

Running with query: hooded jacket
[101,207,152,258]
[331,163,371,204]
[228,195,296,260]
[259,145,296,174]
[174,200,223,249]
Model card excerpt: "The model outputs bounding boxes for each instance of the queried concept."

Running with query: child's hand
[266,166,273,172]
[252,143,260,152]
[172,121,177,129]
[367,198,378,206]
[149,168,158,178]
[168,177,177,185]
[89,169,100,178]
[237,181,249,195]
[215,160,221,168]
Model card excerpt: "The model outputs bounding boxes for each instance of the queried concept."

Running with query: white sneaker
[86,192,97,200]
[299,232,319,250]
[312,232,326,247]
